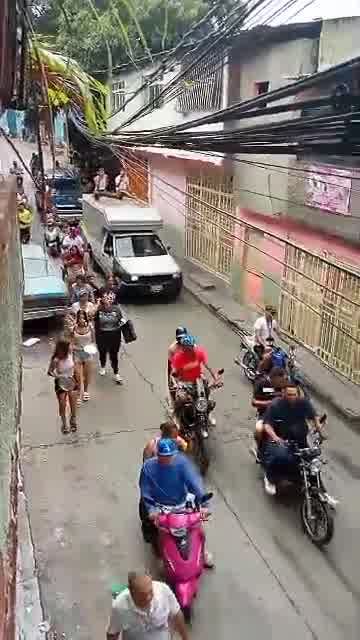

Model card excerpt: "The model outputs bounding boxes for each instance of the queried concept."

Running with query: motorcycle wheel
[242,350,257,382]
[300,494,334,547]
[182,605,192,623]
[194,435,210,476]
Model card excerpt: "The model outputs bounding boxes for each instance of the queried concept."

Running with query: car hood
[24,275,68,298]
[115,254,181,276]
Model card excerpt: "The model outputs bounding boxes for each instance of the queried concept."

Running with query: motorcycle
[260,417,335,547]
[148,492,213,622]
[174,370,224,475]
[237,334,259,382]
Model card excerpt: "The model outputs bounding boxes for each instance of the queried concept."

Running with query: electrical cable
[114,148,360,307]
[110,150,360,350]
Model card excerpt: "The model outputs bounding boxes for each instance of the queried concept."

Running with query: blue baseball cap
[157,438,177,457]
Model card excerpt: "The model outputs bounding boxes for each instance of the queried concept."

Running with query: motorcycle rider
[44,218,62,255]
[251,367,287,460]
[171,333,219,424]
[261,383,326,496]
[143,421,187,461]
[139,438,213,567]
[167,326,189,399]
[18,200,33,243]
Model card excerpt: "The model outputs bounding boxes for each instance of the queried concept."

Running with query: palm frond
[30,42,108,133]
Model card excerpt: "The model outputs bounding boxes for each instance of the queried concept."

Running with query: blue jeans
[262,441,298,484]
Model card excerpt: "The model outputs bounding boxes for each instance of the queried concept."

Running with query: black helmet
[176,326,187,342]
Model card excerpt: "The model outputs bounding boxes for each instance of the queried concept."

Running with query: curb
[183,276,360,426]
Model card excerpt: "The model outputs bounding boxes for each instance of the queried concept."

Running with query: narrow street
[21,291,360,640]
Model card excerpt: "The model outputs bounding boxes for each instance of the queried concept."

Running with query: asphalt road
[21,289,360,640]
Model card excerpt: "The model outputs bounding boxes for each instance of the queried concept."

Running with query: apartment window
[112,80,126,112]
[144,76,164,109]
[255,81,270,96]
[177,54,223,113]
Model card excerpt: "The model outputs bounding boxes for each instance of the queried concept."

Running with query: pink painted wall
[150,155,186,231]
[236,207,360,310]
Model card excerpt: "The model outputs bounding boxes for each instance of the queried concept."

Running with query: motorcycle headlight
[310,458,322,474]
[195,398,208,412]
[170,527,187,538]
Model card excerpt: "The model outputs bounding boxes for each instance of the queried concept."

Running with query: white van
[82,194,182,298]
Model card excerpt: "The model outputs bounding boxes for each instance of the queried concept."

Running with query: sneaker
[209,414,216,427]
[204,550,214,569]
[264,475,276,496]
[324,493,339,509]
[99,368,106,376]
[114,373,123,385]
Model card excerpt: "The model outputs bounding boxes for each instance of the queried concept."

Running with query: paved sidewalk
[181,258,360,425]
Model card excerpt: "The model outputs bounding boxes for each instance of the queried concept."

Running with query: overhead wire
[111,150,360,351]
[114,147,360,306]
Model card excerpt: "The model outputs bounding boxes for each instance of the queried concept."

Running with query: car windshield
[49,178,80,193]
[24,257,53,278]
[114,235,167,258]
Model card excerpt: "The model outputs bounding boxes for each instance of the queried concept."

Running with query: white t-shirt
[107,581,180,640]
[62,234,84,252]
[115,172,129,192]
[253,315,278,344]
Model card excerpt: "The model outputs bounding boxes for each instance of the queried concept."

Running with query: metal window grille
[112,80,126,112]
[177,53,223,113]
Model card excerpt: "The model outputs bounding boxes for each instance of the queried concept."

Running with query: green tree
[32,0,227,73]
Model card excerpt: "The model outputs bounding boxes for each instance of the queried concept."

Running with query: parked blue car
[22,244,69,321]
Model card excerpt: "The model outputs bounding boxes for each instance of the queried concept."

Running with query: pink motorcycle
[150,492,213,622]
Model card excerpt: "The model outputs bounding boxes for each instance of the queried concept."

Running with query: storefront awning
[137,146,223,166]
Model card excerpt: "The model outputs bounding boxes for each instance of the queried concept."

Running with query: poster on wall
[305,164,351,215]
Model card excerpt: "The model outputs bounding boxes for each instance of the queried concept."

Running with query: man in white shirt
[94,167,109,192]
[115,167,130,194]
[107,571,189,640]
[253,305,278,358]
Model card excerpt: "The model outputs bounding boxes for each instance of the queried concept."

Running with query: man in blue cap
[139,438,213,566]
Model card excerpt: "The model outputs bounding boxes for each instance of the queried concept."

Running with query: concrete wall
[0,178,23,640]
[287,159,360,244]
[318,16,360,70]
[231,36,318,216]
[149,155,186,257]
[108,61,226,134]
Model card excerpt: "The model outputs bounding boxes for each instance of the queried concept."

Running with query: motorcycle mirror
[319,413,327,425]
[218,368,224,375]
[201,492,213,503]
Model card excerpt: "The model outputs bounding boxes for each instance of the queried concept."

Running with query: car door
[101,232,114,275]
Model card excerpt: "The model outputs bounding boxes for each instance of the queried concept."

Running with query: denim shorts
[74,349,91,363]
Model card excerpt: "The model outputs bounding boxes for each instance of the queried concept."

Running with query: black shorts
[54,379,78,395]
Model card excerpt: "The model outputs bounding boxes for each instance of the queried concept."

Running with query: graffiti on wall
[305,164,351,215]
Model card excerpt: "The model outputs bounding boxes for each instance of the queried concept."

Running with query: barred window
[177,54,223,113]
[112,80,126,112]
[143,76,164,109]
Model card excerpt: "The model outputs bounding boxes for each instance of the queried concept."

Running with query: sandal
[77,397,82,406]
[70,418,77,432]
[83,392,90,402]
[61,423,70,434]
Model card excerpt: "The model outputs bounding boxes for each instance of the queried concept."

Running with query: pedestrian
[95,272,123,304]
[94,167,109,193]
[106,570,189,640]
[72,310,94,404]
[115,166,129,195]
[63,244,85,287]
[47,339,79,434]
[70,273,95,304]
[94,292,124,383]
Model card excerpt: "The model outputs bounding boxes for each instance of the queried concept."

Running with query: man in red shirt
[171,334,218,385]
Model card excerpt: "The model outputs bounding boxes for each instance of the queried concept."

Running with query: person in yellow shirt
[18,201,33,243]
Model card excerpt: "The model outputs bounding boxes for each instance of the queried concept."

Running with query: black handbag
[121,318,137,343]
